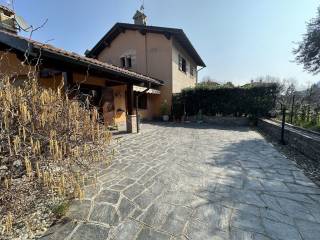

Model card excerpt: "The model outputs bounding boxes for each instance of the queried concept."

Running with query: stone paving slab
[41,123,320,240]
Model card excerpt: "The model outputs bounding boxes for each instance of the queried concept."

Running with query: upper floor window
[179,55,187,73]
[120,56,132,68]
[127,56,132,68]
[120,57,126,68]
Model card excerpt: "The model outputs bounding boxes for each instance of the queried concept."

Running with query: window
[120,57,126,67]
[126,56,132,68]
[179,55,187,73]
[134,93,148,109]
[120,56,132,68]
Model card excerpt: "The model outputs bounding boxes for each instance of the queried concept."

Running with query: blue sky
[4,0,320,88]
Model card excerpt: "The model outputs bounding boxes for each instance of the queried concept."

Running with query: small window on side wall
[179,55,187,73]
[120,56,132,68]
[126,56,132,68]
[120,57,126,68]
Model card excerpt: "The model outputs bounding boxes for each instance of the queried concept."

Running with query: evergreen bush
[173,83,279,119]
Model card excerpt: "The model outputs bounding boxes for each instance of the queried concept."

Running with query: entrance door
[101,87,115,126]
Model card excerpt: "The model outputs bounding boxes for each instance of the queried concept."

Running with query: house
[0,6,162,133]
[0,7,205,132]
[0,5,17,33]
[85,10,206,119]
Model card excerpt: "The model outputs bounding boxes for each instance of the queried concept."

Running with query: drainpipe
[136,82,151,133]
[196,66,206,84]
[135,28,150,133]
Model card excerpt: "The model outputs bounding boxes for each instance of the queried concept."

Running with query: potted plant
[160,100,170,121]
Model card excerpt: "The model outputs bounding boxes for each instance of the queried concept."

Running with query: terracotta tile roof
[0,30,163,86]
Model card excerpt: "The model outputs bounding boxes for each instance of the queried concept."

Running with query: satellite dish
[15,15,31,32]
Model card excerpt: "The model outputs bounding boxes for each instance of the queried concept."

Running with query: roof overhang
[133,85,160,94]
[0,30,164,87]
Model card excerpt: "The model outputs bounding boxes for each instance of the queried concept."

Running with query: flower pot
[162,115,169,121]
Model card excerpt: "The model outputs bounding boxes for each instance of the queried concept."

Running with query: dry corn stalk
[36,162,41,179]
[24,157,32,178]
[0,74,112,230]
[4,212,13,235]
[4,177,9,189]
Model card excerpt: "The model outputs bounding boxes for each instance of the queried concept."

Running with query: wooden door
[101,87,115,126]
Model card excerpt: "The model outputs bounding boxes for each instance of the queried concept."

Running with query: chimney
[133,10,147,25]
[0,5,17,34]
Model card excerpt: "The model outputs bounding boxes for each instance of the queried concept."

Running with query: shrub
[173,83,279,118]
[160,100,170,115]
[172,94,185,120]
[51,201,70,218]
[0,76,112,236]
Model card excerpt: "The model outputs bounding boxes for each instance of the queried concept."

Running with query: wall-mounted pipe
[135,82,151,133]
[196,66,206,84]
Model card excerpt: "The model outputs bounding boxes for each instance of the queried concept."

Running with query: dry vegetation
[0,75,112,238]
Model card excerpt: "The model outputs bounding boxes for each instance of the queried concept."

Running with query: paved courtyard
[42,123,320,240]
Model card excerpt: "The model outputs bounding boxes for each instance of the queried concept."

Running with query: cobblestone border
[256,127,320,187]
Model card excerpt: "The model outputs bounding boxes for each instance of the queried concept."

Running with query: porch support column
[127,84,134,115]
[126,84,137,133]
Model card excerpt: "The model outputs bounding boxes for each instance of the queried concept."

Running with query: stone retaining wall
[258,119,320,162]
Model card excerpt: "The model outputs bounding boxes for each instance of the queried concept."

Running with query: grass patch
[51,201,70,218]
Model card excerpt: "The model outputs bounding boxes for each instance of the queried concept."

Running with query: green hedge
[172,83,279,118]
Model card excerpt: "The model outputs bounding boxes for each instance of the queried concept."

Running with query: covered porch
[0,30,163,133]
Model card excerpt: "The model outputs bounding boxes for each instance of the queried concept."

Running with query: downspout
[136,82,151,133]
[144,30,148,76]
[134,27,149,133]
[196,66,206,84]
